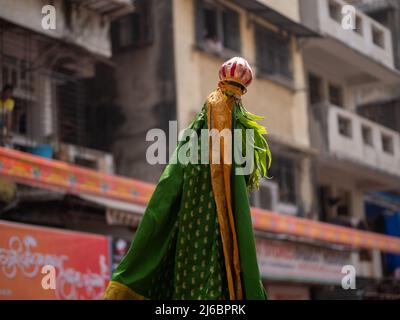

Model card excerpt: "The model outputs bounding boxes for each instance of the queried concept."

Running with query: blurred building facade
[0,0,400,300]
[0,0,137,294]
[300,0,400,297]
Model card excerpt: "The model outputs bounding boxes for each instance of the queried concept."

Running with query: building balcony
[0,0,133,57]
[310,102,400,178]
[300,0,400,83]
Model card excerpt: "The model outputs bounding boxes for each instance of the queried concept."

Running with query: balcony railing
[301,0,394,69]
[310,102,400,176]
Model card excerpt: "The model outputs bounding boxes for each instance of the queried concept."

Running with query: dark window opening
[355,15,363,35]
[357,100,400,133]
[381,134,394,154]
[362,125,373,146]
[328,83,344,107]
[319,186,353,224]
[360,249,372,262]
[221,8,240,52]
[11,97,28,135]
[269,155,297,205]
[255,24,292,80]
[318,185,331,222]
[308,73,323,105]
[204,6,218,39]
[336,189,352,218]
[328,0,341,23]
[55,72,86,146]
[74,157,98,170]
[338,115,352,138]
[372,25,385,48]
[111,0,153,52]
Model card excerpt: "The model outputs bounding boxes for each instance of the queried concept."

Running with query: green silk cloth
[107,101,267,300]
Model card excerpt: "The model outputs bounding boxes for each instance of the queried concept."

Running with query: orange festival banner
[0,220,111,300]
[0,147,400,255]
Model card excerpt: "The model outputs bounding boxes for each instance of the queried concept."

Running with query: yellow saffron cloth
[207,87,243,300]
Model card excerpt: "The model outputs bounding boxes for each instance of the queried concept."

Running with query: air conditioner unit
[276,202,298,216]
[250,180,298,215]
[250,181,278,211]
[58,143,115,174]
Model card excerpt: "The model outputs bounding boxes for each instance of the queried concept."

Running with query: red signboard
[0,220,111,300]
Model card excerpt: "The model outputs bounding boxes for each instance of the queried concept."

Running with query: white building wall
[0,0,112,57]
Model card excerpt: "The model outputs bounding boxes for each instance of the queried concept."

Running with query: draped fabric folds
[103,87,270,300]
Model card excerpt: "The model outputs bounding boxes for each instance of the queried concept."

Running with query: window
[55,72,86,146]
[2,55,18,88]
[338,116,352,138]
[317,185,331,222]
[255,24,292,79]
[357,101,400,132]
[319,186,352,223]
[1,55,35,138]
[372,25,385,48]
[195,0,241,54]
[269,155,297,205]
[328,0,341,23]
[308,73,323,105]
[369,9,390,28]
[328,83,343,107]
[381,133,394,154]
[355,15,363,35]
[111,0,152,51]
[12,97,29,136]
[362,125,373,146]
[74,157,98,170]
[336,189,352,217]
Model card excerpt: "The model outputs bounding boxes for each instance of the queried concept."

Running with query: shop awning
[79,194,146,215]
[252,208,400,254]
[0,147,155,206]
[78,194,145,227]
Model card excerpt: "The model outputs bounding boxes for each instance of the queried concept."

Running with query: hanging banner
[1,147,400,254]
[0,220,111,300]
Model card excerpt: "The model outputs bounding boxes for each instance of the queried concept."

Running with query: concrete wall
[0,0,112,57]
[300,0,394,69]
[173,0,310,148]
[349,0,400,70]
[112,0,177,182]
[258,0,301,22]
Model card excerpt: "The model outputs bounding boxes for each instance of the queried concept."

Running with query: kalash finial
[218,57,253,96]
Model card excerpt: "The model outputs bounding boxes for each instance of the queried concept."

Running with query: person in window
[204,33,223,54]
[0,84,15,146]
[103,57,271,300]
